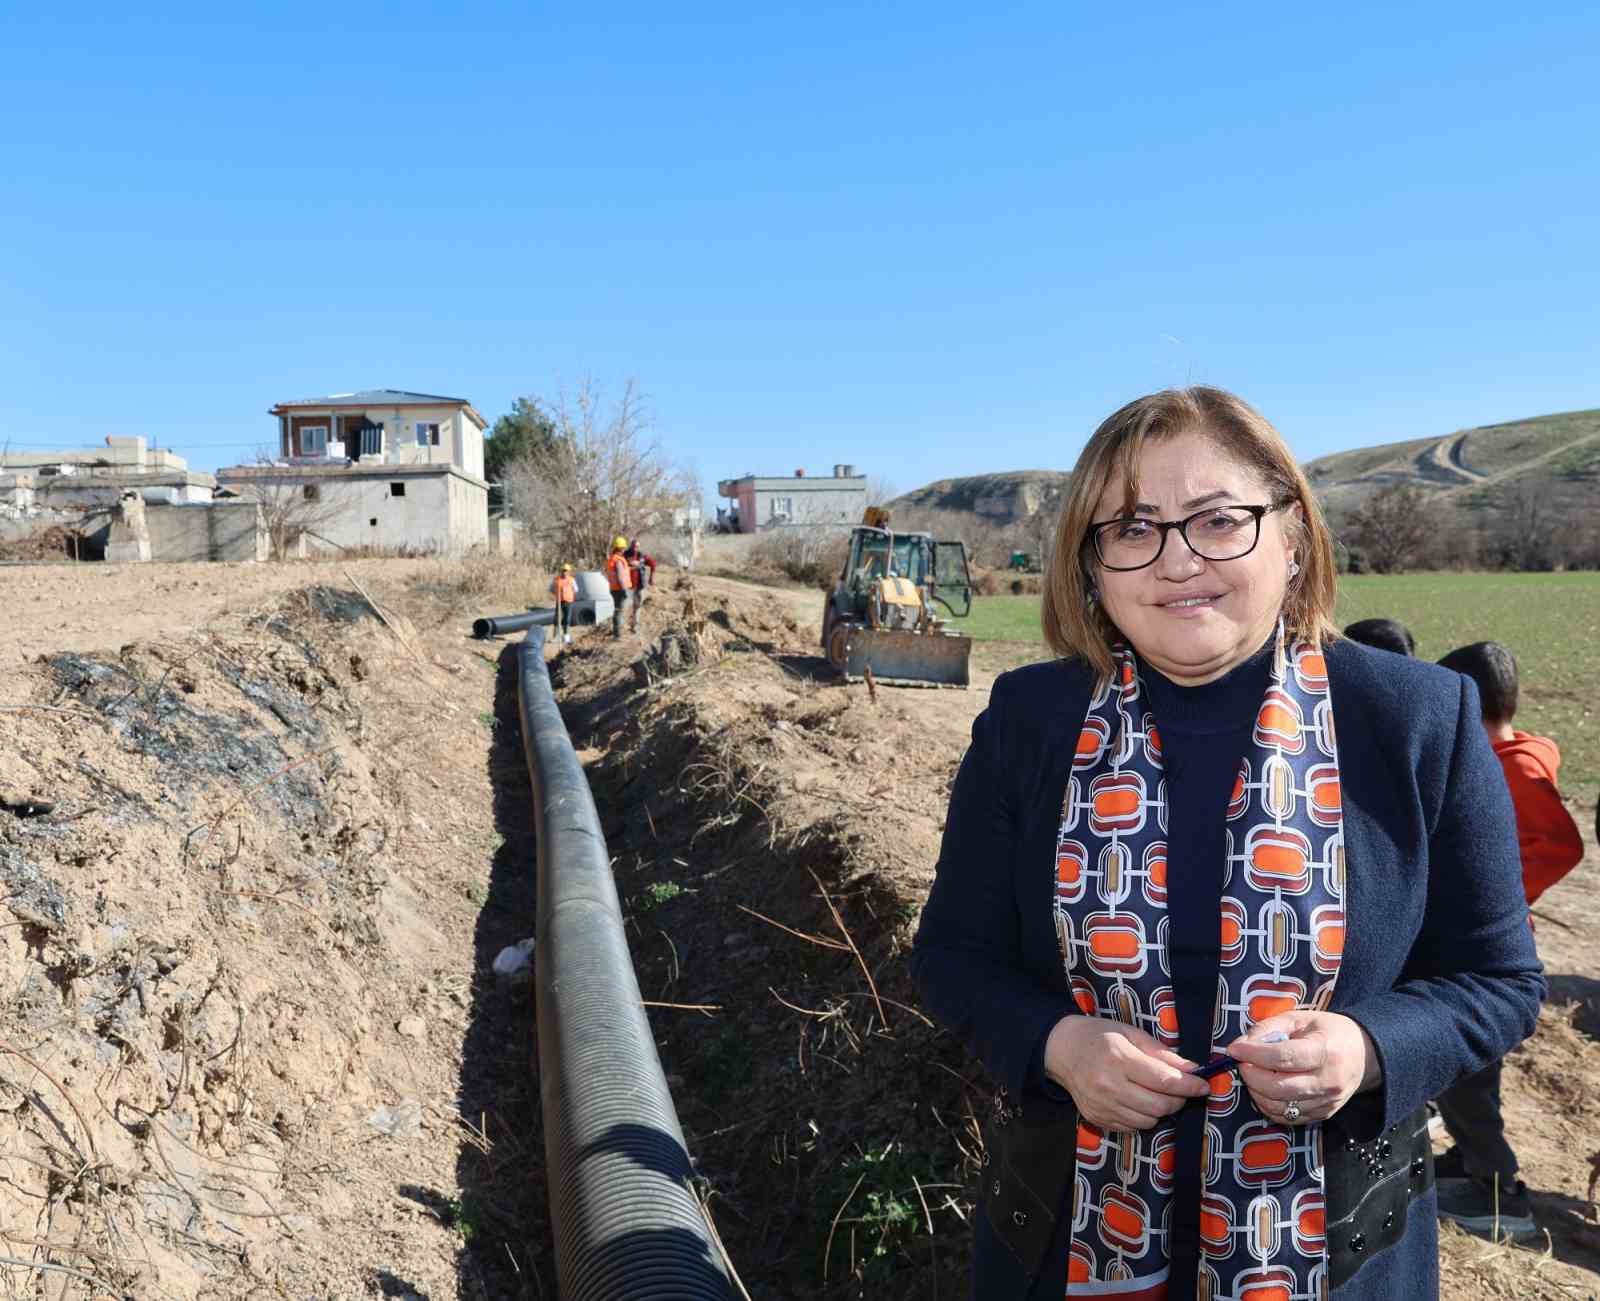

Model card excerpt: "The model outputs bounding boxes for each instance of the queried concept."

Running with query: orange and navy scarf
[1054,629,1345,1299]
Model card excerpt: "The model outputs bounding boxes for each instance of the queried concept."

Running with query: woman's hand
[1043,1016,1211,1131]
[1227,1011,1382,1125]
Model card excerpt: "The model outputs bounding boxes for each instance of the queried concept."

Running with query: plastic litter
[492,937,536,979]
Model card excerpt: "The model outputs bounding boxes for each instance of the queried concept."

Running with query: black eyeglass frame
[1085,501,1293,572]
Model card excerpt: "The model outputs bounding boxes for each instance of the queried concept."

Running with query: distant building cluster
[3,390,867,563]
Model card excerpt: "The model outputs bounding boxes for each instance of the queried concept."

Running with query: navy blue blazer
[911,639,1545,1299]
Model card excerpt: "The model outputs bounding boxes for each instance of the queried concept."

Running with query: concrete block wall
[144,502,268,562]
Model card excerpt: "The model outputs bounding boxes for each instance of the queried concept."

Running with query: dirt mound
[0,523,92,562]
[0,577,528,1299]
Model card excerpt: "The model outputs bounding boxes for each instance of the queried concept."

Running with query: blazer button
[981,1150,991,1167]
[992,1179,1001,1197]
[1012,1210,1029,1228]
[1378,1139,1393,1158]
[1410,1156,1426,1178]
[1350,1233,1366,1254]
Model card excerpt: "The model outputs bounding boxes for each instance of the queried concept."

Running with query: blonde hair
[1041,387,1338,683]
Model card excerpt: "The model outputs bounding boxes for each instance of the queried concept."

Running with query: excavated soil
[0,556,552,1300]
[1,558,1596,1299]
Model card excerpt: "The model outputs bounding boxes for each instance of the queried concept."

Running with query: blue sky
[3,3,1596,499]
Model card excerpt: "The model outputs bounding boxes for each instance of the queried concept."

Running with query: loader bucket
[842,627,971,688]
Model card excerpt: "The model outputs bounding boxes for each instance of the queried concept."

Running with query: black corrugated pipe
[473,607,556,639]
[515,627,735,1300]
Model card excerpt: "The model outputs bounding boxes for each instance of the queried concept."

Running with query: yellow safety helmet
[561,563,573,572]
[612,535,629,550]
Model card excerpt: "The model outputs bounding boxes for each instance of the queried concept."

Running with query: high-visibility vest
[605,552,633,591]
[553,575,577,603]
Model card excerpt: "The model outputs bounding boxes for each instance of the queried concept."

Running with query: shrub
[749,529,850,588]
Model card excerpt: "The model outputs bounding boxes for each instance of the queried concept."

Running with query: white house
[716,465,866,532]
[216,390,490,554]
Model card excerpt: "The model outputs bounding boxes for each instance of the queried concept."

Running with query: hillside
[894,409,1600,535]
[889,468,1069,527]
[1303,408,1600,518]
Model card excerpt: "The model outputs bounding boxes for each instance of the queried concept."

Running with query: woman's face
[1090,430,1299,686]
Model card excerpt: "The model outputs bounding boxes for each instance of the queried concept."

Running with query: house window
[770,496,793,519]
[415,422,441,447]
[303,484,321,501]
[390,482,406,497]
[300,425,328,456]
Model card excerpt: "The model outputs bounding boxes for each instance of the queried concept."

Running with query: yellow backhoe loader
[819,509,975,687]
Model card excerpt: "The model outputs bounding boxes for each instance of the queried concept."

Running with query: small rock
[367,1099,423,1139]
[396,1015,426,1040]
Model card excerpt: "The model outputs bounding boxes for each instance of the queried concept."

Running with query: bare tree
[499,380,695,569]
[1346,484,1434,574]
[244,452,347,560]
[864,474,898,508]
[1489,482,1561,571]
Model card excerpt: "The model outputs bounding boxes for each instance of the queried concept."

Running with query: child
[1342,617,1416,656]
[549,563,577,645]
[1433,640,1584,1239]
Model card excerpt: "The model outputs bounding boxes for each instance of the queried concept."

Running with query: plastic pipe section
[515,626,734,1300]
[473,607,556,639]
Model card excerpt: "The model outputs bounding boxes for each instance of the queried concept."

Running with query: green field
[953,573,1600,799]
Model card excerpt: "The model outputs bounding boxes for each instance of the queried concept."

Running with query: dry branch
[807,867,889,1033]
[737,903,850,951]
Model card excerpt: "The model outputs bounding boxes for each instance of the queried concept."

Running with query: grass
[635,879,689,910]
[953,574,1600,797]
[1336,572,1600,797]
[949,594,1045,643]
[817,1142,934,1286]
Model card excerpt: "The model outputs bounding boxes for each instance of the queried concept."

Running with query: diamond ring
[1284,1102,1302,1123]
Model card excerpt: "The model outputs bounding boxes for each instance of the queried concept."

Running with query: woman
[912,388,1542,1300]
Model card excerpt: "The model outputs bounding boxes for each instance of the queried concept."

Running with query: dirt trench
[5,557,1598,1300]
[545,578,991,1299]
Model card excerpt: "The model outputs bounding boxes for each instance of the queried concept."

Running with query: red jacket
[1494,731,1584,906]
[625,547,656,587]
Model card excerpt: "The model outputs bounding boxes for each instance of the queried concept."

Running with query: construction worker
[604,535,633,638]
[549,563,577,645]
[623,538,656,633]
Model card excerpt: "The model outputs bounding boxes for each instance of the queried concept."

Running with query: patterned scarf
[1054,629,1345,1299]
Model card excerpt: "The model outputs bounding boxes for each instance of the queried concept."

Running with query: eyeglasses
[1087,502,1290,572]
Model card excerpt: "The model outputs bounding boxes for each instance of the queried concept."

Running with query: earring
[1087,586,1100,607]
[1287,559,1301,579]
